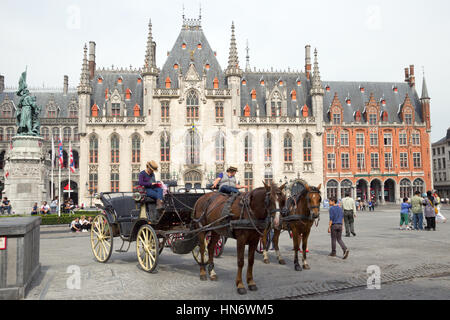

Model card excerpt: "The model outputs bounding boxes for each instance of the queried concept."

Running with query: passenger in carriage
[139,160,164,210]
[211,166,245,194]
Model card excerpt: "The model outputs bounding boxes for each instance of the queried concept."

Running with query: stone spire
[143,19,158,76]
[421,73,430,100]
[310,48,324,96]
[78,44,91,94]
[245,39,251,72]
[226,22,242,77]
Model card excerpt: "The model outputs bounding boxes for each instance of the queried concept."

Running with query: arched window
[341,180,352,199]
[413,179,425,195]
[111,103,121,117]
[244,133,253,163]
[133,104,141,117]
[1,103,12,118]
[184,170,202,189]
[185,130,200,165]
[111,173,119,192]
[284,134,293,163]
[68,104,78,118]
[264,132,272,162]
[52,127,60,142]
[244,104,250,117]
[303,135,312,162]
[327,180,338,200]
[132,135,141,163]
[41,127,49,141]
[160,133,170,162]
[91,104,99,117]
[89,173,98,194]
[47,104,57,118]
[63,127,71,142]
[111,135,120,163]
[270,92,281,117]
[89,136,98,164]
[215,132,225,162]
[73,127,79,142]
[400,179,412,199]
[186,90,199,122]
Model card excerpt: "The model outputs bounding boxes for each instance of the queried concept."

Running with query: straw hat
[146,160,158,171]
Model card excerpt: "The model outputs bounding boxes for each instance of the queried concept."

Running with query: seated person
[68,198,75,210]
[1,197,12,215]
[40,201,50,215]
[139,160,164,210]
[70,217,82,232]
[79,215,90,232]
[212,166,245,194]
[31,202,38,215]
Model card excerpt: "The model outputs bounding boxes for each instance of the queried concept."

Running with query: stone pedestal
[0,217,41,300]
[3,136,49,215]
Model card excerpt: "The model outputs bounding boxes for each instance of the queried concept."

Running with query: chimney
[89,41,96,80]
[409,64,415,87]
[404,67,410,83]
[63,75,68,95]
[0,75,4,94]
[305,45,311,80]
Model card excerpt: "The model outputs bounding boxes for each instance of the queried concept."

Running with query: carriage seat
[143,197,157,204]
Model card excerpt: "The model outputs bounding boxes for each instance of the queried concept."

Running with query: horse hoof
[248,285,258,291]
[210,275,218,281]
[303,264,310,270]
[237,288,247,295]
[295,265,303,271]
[263,259,270,264]
[279,259,286,265]
[200,275,207,281]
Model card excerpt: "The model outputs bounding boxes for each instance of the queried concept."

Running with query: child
[400,197,412,230]
[70,217,82,232]
[328,197,349,259]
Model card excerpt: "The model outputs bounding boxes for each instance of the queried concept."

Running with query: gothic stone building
[77,18,324,205]
[432,128,450,199]
[0,74,80,204]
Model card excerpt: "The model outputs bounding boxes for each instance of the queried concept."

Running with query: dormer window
[182,43,186,49]
[244,104,251,117]
[381,99,386,106]
[355,111,362,122]
[105,88,109,100]
[165,77,171,89]
[404,113,412,125]
[213,77,219,89]
[173,64,179,70]
[360,86,365,93]
[197,43,202,49]
[97,77,103,84]
[297,80,302,86]
[302,105,309,117]
[393,86,398,93]
[242,80,247,85]
[346,99,351,106]
[91,104,99,117]
[205,64,210,70]
[326,85,330,92]
[260,80,265,86]
[125,88,131,100]
[382,111,388,122]
[251,89,256,100]
[117,77,122,84]
[279,80,284,86]
[137,78,142,84]
[291,90,297,101]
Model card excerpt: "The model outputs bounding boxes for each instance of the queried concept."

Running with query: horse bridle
[289,189,322,221]
[265,191,289,216]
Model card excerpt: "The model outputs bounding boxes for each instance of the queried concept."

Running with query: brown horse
[192,181,286,295]
[262,181,321,271]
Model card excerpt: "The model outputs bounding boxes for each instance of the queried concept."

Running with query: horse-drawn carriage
[90,184,225,272]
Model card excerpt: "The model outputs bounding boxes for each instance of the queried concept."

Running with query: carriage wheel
[192,236,209,265]
[136,225,159,273]
[214,236,226,258]
[168,233,185,252]
[90,215,113,263]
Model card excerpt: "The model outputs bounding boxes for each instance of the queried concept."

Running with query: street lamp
[85,182,93,208]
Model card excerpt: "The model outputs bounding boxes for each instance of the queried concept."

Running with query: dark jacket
[139,170,156,188]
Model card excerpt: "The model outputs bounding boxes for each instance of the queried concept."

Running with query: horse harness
[282,189,321,227]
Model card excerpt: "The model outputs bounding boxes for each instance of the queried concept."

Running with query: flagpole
[68,140,71,200]
[58,133,61,217]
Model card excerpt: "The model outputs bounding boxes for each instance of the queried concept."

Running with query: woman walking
[424,191,437,231]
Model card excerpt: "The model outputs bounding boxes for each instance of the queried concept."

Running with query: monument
[3,70,49,215]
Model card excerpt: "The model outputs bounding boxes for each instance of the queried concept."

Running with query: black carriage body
[97,190,208,241]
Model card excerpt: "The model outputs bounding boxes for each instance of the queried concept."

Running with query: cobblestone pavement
[25,206,450,300]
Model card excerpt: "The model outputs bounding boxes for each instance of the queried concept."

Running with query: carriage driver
[138,160,164,210]
[212,166,245,194]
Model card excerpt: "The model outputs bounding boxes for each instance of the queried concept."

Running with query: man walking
[342,193,357,237]
[411,190,424,230]
[328,197,349,259]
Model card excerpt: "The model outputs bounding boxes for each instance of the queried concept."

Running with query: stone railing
[87,116,146,125]
[205,89,232,98]
[153,88,180,97]
[239,116,316,125]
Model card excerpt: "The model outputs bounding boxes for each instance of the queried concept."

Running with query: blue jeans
[146,187,163,200]
[413,213,423,230]
[219,185,239,194]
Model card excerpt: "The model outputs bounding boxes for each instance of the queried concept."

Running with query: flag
[51,135,55,166]
[58,137,63,168]
[69,145,75,173]
[64,183,72,191]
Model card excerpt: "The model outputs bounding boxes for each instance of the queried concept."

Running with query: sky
[0,0,448,142]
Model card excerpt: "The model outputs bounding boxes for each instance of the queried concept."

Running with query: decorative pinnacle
[78,44,92,94]
[245,39,251,72]
[310,48,324,96]
[226,21,242,77]
[143,19,158,75]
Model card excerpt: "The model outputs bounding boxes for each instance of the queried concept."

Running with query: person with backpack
[424,191,438,231]
[400,197,412,230]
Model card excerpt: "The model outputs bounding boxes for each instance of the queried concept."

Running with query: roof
[322,81,423,124]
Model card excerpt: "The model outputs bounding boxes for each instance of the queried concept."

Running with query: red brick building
[322,65,432,204]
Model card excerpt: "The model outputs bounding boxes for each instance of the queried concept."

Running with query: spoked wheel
[136,225,159,273]
[192,234,226,264]
[192,236,208,265]
[90,215,113,263]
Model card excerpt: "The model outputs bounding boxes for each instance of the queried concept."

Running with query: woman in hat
[212,166,245,194]
[138,160,164,210]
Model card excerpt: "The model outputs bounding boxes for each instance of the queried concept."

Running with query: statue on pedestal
[16,69,41,136]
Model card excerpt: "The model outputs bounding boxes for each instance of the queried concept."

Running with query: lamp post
[85,182,93,208]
